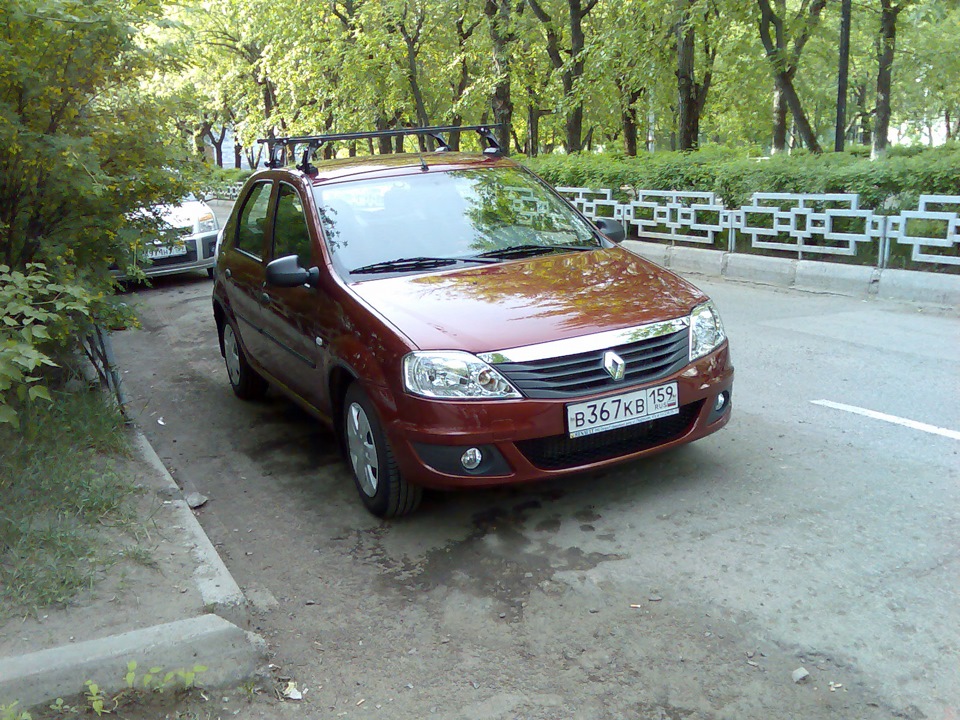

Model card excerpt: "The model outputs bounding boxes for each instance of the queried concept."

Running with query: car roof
[253,152,517,186]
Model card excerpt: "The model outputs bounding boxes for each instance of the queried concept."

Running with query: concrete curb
[134,433,248,624]
[0,434,264,710]
[624,240,960,306]
[0,615,265,709]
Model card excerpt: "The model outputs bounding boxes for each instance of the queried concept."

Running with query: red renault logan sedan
[212,126,733,516]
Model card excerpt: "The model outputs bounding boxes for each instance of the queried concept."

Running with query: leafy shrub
[0,264,132,428]
[524,143,960,212]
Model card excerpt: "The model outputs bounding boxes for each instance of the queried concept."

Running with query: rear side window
[273,183,313,267]
[235,182,272,260]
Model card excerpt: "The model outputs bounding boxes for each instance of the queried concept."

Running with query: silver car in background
[137,194,220,278]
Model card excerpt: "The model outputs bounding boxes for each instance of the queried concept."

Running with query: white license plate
[145,244,187,260]
[566,382,680,438]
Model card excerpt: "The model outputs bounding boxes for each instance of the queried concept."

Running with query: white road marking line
[812,399,960,441]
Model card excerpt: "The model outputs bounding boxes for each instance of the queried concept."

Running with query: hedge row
[522,143,960,212]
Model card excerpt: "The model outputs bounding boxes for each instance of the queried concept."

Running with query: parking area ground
[112,270,959,719]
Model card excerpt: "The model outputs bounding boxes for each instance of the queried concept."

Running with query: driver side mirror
[594,218,626,244]
[265,255,320,287]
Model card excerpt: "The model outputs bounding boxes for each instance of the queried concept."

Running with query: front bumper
[377,344,733,490]
[140,231,219,277]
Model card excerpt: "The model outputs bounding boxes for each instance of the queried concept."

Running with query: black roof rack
[257,124,503,173]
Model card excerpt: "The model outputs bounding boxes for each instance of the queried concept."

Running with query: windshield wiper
[350,256,460,274]
[470,244,594,261]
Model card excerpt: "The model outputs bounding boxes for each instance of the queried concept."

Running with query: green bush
[523,143,960,212]
[0,264,133,429]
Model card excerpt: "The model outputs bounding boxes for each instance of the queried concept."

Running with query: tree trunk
[616,82,643,157]
[245,144,263,170]
[375,114,395,154]
[756,0,825,154]
[852,82,872,145]
[779,75,822,152]
[676,1,698,150]
[398,16,430,151]
[565,0,588,152]
[872,0,900,158]
[772,83,787,152]
[448,15,478,152]
[566,104,583,154]
[511,129,524,153]
[405,44,429,130]
[448,120,463,152]
[234,142,242,169]
[204,125,227,167]
[527,101,540,156]
[834,0,852,151]
[322,109,335,160]
[622,104,639,156]
[527,0,598,154]
[484,0,514,153]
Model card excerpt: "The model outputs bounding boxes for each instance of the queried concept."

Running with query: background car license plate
[145,244,187,260]
[566,382,679,438]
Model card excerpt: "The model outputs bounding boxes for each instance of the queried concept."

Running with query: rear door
[221,179,274,368]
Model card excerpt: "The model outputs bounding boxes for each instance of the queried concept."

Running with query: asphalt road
[112,269,959,720]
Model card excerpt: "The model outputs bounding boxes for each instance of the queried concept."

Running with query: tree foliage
[0,0,198,425]
[159,0,954,160]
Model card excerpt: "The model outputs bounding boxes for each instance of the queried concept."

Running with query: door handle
[224,268,232,279]
[260,292,270,305]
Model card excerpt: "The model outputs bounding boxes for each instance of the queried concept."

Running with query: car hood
[160,200,211,230]
[348,246,707,353]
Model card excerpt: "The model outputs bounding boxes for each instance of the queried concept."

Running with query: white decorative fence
[557,188,960,270]
[215,182,245,201]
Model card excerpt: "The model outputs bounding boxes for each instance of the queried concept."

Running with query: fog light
[714,392,728,412]
[461,447,483,470]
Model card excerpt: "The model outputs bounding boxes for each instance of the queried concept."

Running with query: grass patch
[0,389,141,616]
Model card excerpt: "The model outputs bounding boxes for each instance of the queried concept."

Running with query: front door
[259,182,335,415]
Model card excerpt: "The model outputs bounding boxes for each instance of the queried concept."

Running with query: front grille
[516,401,702,470]
[494,329,690,399]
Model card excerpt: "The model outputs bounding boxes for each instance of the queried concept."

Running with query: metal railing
[557,187,960,270]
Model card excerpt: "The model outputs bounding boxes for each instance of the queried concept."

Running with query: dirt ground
[100,271,957,720]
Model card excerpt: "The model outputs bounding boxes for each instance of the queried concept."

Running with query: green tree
[526,0,602,153]
[0,0,196,273]
[756,0,828,154]
[0,0,196,425]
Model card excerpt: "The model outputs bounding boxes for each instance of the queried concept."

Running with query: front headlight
[403,351,521,399]
[689,301,726,360]
[197,212,217,234]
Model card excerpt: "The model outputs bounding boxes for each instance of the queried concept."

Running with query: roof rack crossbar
[258,124,502,169]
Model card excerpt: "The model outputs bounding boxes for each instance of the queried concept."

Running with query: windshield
[312,166,600,275]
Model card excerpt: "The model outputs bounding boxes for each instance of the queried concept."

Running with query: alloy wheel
[346,402,379,497]
[223,323,241,387]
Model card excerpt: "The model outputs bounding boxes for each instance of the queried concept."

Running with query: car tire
[207,268,215,279]
[221,320,268,400]
[343,383,422,518]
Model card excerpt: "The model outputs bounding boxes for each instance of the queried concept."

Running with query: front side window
[235,182,272,259]
[312,167,600,275]
[273,183,313,267]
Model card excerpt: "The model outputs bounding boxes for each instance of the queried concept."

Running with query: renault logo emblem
[603,351,626,381]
